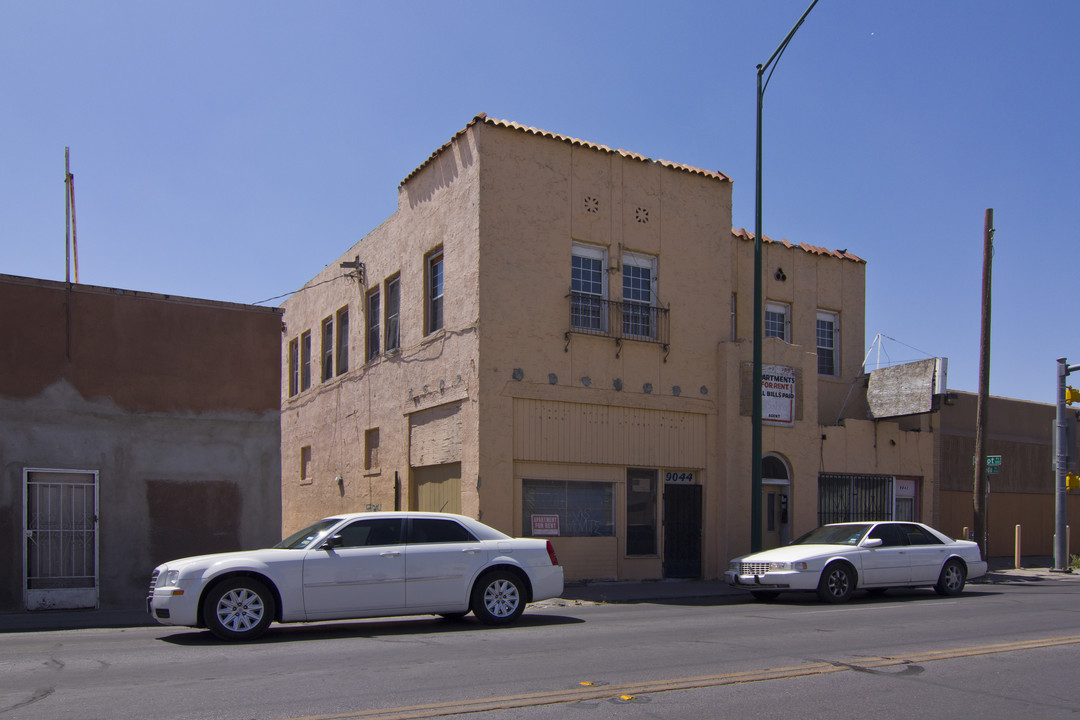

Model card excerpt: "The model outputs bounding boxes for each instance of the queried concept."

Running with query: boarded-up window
[147,480,240,565]
[300,446,313,485]
[365,428,380,470]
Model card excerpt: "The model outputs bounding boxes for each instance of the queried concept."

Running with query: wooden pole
[973,209,994,560]
[65,147,71,283]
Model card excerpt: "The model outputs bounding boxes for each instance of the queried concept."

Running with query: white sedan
[148,512,564,640]
[725,521,987,603]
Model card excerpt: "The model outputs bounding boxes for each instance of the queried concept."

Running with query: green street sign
[986,455,1002,466]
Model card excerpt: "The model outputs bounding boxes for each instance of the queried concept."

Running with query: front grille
[148,570,159,598]
[738,562,771,575]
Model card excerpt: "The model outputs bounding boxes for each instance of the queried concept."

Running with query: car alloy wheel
[203,578,275,641]
[935,559,966,596]
[817,563,854,603]
[471,570,525,625]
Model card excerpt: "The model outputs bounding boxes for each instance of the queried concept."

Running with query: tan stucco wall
[280,124,482,535]
[474,124,734,579]
[280,116,906,582]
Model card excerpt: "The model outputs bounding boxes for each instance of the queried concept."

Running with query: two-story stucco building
[279,113,961,582]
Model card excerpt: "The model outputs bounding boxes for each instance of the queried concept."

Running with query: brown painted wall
[0,275,281,413]
[940,490,1079,557]
[1,274,283,612]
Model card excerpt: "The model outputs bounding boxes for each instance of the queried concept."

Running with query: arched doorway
[762,454,791,549]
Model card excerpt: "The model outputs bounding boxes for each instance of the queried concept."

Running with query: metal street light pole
[752,0,818,553]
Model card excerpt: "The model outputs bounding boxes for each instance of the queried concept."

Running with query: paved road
[2,571,1079,719]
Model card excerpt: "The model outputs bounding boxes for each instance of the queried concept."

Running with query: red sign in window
[531,514,560,537]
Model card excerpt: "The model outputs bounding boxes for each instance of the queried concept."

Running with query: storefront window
[626,468,658,555]
[522,480,614,538]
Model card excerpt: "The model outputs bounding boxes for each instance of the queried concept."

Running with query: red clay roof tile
[400,113,732,188]
[732,228,865,264]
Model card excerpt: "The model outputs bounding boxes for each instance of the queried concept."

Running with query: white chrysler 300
[725,521,987,603]
[148,512,564,640]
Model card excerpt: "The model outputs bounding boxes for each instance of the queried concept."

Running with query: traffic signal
[1068,473,1080,492]
[1067,386,1080,405]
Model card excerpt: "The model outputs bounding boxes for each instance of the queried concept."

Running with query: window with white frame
[335,307,349,375]
[288,338,299,397]
[366,289,380,362]
[571,242,607,331]
[817,310,839,376]
[622,251,657,339]
[426,250,444,335]
[764,301,790,342]
[385,276,400,352]
[300,331,312,391]
[321,317,333,382]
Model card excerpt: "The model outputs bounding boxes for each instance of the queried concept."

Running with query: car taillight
[546,540,560,566]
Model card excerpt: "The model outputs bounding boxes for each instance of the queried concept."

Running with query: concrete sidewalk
[1,558,1075,634]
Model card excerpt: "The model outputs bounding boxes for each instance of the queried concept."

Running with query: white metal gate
[23,469,99,610]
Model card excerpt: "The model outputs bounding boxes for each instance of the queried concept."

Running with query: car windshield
[791,523,872,546]
[273,519,341,549]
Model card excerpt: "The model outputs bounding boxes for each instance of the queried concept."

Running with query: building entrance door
[762,455,791,550]
[24,469,98,611]
[663,483,702,578]
[411,463,462,514]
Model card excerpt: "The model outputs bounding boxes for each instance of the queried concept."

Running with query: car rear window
[407,518,478,544]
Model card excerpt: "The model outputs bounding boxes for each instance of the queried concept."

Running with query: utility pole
[972,209,994,559]
[752,0,818,553]
[1054,358,1080,572]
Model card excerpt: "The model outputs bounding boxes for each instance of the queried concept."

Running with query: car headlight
[729,561,741,572]
[768,561,808,571]
[164,570,180,586]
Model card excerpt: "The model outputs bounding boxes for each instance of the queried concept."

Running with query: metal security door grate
[24,469,99,610]
[817,473,894,526]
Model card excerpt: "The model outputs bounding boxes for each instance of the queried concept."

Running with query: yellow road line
[287,634,1080,720]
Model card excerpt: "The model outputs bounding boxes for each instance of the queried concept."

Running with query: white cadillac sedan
[148,512,564,641]
[725,521,987,603]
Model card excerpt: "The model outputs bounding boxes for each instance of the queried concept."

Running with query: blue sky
[2,1,1076,403]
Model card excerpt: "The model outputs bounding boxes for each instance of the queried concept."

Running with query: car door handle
[380,551,402,558]
[462,549,481,554]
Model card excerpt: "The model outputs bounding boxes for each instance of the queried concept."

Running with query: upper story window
[300,330,312,391]
[320,317,333,383]
[288,338,299,397]
[817,310,839,376]
[764,301,790,342]
[385,276,401,352]
[366,289,380,362]
[571,242,607,332]
[622,251,657,340]
[426,250,444,334]
[335,307,349,375]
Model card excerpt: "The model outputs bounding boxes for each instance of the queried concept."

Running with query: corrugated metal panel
[513,399,706,468]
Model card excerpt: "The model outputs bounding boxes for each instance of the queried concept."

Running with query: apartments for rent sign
[763,365,796,426]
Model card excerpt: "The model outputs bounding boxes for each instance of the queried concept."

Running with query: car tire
[471,570,525,625]
[934,559,967,596]
[750,590,780,602]
[203,577,275,641]
[817,563,855,603]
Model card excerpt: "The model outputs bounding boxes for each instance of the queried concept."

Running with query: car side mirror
[321,534,343,550]
[862,538,883,548]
